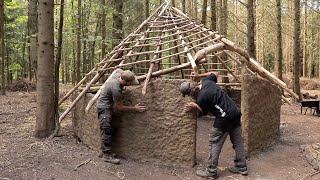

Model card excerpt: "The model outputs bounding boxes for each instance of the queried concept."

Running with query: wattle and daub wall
[241,74,282,154]
[73,79,197,166]
[73,76,281,166]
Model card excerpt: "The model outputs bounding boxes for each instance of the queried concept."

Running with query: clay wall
[73,79,197,166]
[241,74,282,154]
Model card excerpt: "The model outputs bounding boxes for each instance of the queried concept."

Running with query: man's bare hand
[184,102,198,112]
[190,72,199,78]
[134,103,146,112]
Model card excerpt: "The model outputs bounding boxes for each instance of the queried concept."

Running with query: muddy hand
[134,103,146,112]
[184,102,197,112]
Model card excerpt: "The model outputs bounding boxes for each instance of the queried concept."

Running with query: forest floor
[1,81,320,180]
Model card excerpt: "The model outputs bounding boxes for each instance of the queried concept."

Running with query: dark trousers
[208,125,246,171]
[97,108,113,153]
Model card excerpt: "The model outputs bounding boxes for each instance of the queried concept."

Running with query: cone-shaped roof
[57,2,298,123]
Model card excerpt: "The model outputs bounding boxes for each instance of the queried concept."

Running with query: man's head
[179,81,199,99]
[120,70,139,86]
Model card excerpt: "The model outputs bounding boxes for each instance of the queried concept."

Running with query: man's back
[197,75,238,119]
[97,78,122,110]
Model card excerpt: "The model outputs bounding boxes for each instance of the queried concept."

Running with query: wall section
[73,79,197,167]
[241,74,282,155]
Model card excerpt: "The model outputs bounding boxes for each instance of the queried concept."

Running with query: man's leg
[98,109,120,164]
[228,126,248,175]
[196,127,228,179]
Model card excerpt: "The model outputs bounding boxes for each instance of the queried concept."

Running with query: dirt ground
[1,85,320,180]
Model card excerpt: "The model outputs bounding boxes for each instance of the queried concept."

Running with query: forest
[1,1,320,179]
[0,0,319,135]
[0,0,319,85]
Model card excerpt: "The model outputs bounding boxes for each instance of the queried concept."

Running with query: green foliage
[4,0,28,78]
[265,52,274,72]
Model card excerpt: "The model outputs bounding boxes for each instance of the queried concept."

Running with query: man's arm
[184,102,203,113]
[191,71,218,78]
[114,101,146,112]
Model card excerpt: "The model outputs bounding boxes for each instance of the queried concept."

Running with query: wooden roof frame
[57,1,298,124]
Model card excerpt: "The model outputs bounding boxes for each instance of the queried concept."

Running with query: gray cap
[179,81,194,97]
[121,70,139,85]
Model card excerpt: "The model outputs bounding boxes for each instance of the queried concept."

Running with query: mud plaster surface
[73,79,197,166]
[241,74,282,154]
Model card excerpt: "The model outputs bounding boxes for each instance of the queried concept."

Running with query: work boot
[98,151,117,158]
[196,168,218,179]
[100,152,120,164]
[228,162,248,175]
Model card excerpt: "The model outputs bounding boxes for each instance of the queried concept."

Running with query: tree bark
[211,0,217,70]
[275,0,283,80]
[145,0,149,18]
[50,0,65,138]
[211,0,216,31]
[188,0,193,17]
[194,0,198,20]
[76,0,81,83]
[90,15,100,72]
[201,0,208,25]
[293,0,301,100]
[220,0,228,83]
[112,0,124,48]
[247,0,256,59]
[101,0,106,60]
[0,0,5,95]
[82,0,92,76]
[172,0,175,7]
[35,0,55,138]
[182,0,186,13]
[302,0,307,77]
[307,2,313,78]
[29,0,38,81]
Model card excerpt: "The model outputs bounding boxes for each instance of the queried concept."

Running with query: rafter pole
[142,20,167,95]
[84,2,171,112]
[59,2,170,124]
[168,12,197,69]
[172,6,299,101]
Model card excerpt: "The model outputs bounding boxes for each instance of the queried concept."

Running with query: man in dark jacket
[179,72,248,179]
[97,69,146,164]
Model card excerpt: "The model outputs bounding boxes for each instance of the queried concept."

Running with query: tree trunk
[145,0,149,18]
[247,0,256,59]
[29,0,38,80]
[318,29,320,78]
[194,0,198,20]
[51,0,65,138]
[275,0,283,80]
[172,0,175,7]
[307,3,313,78]
[201,0,208,26]
[220,0,228,83]
[101,0,106,60]
[302,0,307,77]
[308,36,313,78]
[292,0,301,100]
[188,0,193,17]
[0,0,5,95]
[82,0,92,76]
[182,0,186,13]
[76,0,81,83]
[112,0,124,48]
[35,0,55,138]
[211,0,217,70]
[211,0,216,31]
[90,16,100,72]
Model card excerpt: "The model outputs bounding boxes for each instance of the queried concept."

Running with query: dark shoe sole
[104,159,120,164]
[229,168,248,176]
